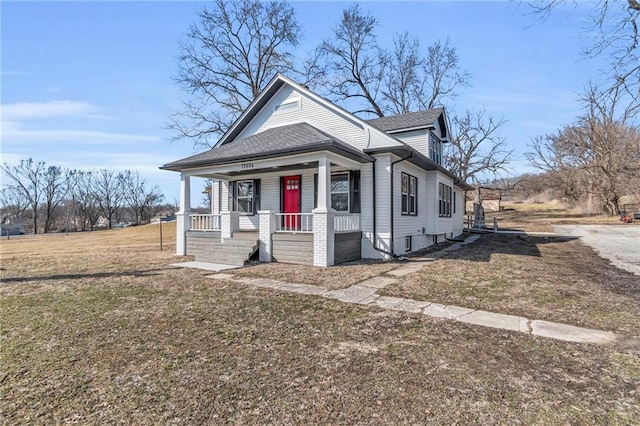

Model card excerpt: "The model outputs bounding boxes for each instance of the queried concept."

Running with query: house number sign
[241,162,254,169]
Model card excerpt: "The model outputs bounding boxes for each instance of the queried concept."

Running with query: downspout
[372,152,413,259]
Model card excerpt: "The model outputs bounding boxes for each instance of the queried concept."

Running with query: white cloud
[1,100,99,120]
[1,100,160,145]
[2,123,161,144]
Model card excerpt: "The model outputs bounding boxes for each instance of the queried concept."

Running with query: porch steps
[190,231,258,266]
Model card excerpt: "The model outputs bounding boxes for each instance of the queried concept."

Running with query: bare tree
[314,4,388,117]
[526,84,640,214]
[420,38,471,110]
[530,0,640,109]
[382,32,424,115]
[42,165,67,233]
[0,187,29,225]
[1,159,46,234]
[120,170,165,224]
[92,169,123,229]
[170,0,301,147]
[383,34,470,115]
[312,6,470,118]
[73,171,101,231]
[445,109,511,183]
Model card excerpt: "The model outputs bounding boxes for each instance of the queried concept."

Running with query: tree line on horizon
[168,0,639,216]
[1,159,168,234]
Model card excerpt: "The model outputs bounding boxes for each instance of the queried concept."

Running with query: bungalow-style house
[161,74,472,267]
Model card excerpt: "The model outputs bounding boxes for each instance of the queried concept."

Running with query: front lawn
[1,224,639,424]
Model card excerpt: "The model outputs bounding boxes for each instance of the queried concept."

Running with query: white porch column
[314,155,334,266]
[221,211,239,241]
[313,209,334,267]
[258,210,275,262]
[176,173,191,256]
[317,155,331,210]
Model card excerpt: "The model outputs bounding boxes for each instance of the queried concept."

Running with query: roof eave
[386,124,435,134]
[364,145,473,190]
[160,141,374,172]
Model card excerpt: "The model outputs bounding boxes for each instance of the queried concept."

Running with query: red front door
[283,175,301,229]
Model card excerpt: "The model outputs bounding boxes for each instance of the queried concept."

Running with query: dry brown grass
[1,224,639,424]
[381,233,640,334]
[234,260,399,290]
[489,202,631,232]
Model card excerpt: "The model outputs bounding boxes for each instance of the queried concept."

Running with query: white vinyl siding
[393,161,428,254]
[237,86,367,151]
[435,174,455,235]
[393,129,428,157]
[452,188,464,236]
[211,180,220,214]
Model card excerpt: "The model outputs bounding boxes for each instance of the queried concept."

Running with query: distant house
[466,188,502,213]
[161,74,472,267]
[0,224,23,236]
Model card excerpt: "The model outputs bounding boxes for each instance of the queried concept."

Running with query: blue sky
[1,1,606,205]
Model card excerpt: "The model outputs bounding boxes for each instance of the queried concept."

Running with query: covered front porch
[175,150,370,267]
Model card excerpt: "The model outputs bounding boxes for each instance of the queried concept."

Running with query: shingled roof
[161,122,374,170]
[366,108,444,133]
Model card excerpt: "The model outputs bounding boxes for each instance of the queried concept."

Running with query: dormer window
[429,132,442,165]
[274,97,300,114]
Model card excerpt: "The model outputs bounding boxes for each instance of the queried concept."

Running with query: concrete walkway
[204,234,616,345]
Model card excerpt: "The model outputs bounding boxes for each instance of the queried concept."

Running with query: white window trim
[330,172,350,212]
[274,96,301,114]
[401,172,417,216]
[236,180,254,215]
[439,182,452,218]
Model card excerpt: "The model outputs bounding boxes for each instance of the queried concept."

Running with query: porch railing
[333,213,361,232]
[190,214,221,231]
[275,213,313,233]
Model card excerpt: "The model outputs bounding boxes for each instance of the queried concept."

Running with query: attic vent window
[274,98,300,113]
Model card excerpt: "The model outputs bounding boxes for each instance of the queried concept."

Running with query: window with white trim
[439,182,452,217]
[401,172,417,216]
[314,171,360,212]
[274,97,300,113]
[330,173,349,212]
[453,191,456,214]
[229,179,261,215]
[236,180,254,213]
[429,132,442,165]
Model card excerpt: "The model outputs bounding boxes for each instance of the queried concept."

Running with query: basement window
[405,236,412,252]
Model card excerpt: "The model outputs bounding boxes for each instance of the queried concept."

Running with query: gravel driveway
[554,225,640,276]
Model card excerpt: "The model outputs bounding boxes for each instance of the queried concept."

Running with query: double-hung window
[330,173,349,212]
[314,171,361,213]
[439,182,452,217]
[229,179,261,215]
[429,132,442,165]
[401,172,417,216]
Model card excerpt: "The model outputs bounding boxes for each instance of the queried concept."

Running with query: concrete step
[195,253,248,266]
[222,240,257,248]
[232,231,259,240]
[215,244,257,253]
